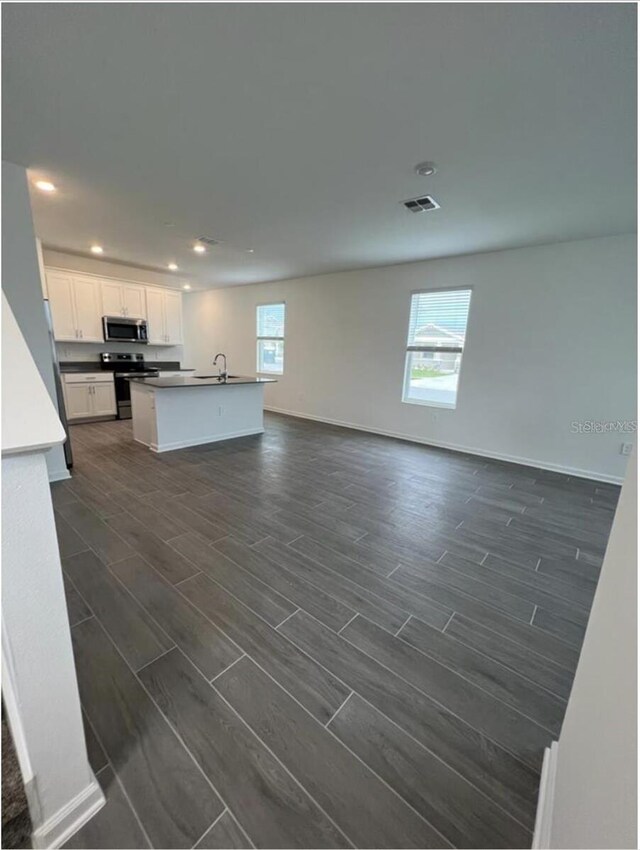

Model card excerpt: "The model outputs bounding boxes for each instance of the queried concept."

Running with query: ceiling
[3,3,636,290]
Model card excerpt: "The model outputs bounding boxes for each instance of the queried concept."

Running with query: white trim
[47,469,71,483]
[31,772,105,850]
[263,406,624,484]
[532,741,559,849]
[141,426,264,453]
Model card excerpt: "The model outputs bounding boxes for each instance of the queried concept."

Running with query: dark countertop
[59,361,194,373]
[127,375,276,388]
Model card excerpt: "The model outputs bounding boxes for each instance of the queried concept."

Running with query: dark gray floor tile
[82,710,108,774]
[54,510,89,559]
[396,615,565,732]
[255,537,407,633]
[532,606,587,647]
[330,693,531,849]
[212,536,356,631]
[110,554,242,680]
[342,614,552,765]
[390,564,580,669]
[63,766,150,849]
[57,499,134,565]
[279,610,540,828]
[169,533,296,626]
[63,572,92,627]
[71,618,223,849]
[106,512,199,584]
[194,812,251,849]
[65,550,174,671]
[142,492,229,542]
[216,655,448,849]
[445,613,574,699]
[140,648,350,849]
[289,536,452,630]
[179,573,350,723]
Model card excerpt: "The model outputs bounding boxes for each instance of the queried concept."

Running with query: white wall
[2,162,68,480]
[545,449,637,848]
[183,233,636,482]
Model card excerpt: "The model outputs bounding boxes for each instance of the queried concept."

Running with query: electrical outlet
[620,442,633,456]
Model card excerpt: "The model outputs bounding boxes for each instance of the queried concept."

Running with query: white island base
[130,380,266,452]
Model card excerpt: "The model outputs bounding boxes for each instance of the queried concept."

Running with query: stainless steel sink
[193,375,241,380]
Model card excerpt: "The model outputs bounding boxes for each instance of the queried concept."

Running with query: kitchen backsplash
[56,342,185,362]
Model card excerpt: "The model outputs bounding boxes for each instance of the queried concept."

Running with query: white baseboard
[47,469,71,483]
[264,406,624,485]
[142,427,265,453]
[31,771,105,849]
[532,741,559,849]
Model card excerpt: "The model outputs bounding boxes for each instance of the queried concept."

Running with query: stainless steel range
[100,353,159,419]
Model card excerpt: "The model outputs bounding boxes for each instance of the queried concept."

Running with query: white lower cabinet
[63,374,117,420]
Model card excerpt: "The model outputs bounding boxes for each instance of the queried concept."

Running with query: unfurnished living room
[1,4,637,850]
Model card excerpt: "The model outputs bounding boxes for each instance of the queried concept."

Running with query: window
[257,302,285,374]
[402,288,472,409]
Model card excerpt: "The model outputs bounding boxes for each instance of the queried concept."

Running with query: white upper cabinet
[164,290,183,345]
[47,271,103,342]
[145,288,166,344]
[101,280,146,319]
[146,288,183,345]
[45,267,183,345]
[47,272,77,341]
[72,277,103,341]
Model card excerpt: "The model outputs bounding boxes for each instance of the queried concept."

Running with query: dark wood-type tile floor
[51,414,619,849]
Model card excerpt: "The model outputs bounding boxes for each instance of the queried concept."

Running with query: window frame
[401,285,472,410]
[256,301,286,376]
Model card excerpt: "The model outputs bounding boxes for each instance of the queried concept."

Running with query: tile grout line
[189,807,229,850]
[529,605,538,626]
[394,615,412,637]
[441,611,455,633]
[323,691,354,728]
[135,645,177,676]
[274,607,302,630]
[209,653,248,684]
[336,613,359,635]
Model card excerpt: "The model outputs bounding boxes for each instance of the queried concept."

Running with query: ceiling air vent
[195,235,221,246]
[402,195,440,213]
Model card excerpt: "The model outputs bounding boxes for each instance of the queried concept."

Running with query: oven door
[103,316,148,343]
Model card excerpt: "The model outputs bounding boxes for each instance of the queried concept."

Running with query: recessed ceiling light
[182,284,191,290]
[414,161,437,177]
[35,180,56,192]
[168,263,178,271]
[193,243,206,254]
[247,249,255,253]
[90,245,104,254]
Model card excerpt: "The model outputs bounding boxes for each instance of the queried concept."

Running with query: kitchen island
[128,374,275,452]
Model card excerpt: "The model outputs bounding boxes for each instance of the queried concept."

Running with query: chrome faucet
[213,352,228,381]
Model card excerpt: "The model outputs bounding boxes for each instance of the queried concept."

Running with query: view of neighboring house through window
[402,288,472,408]
[257,302,285,374]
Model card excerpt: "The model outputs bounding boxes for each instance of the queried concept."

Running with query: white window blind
[256,303,285,374]
[403,288,472,408]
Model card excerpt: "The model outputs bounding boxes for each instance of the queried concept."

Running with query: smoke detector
[414,161,437,177]
[402,195,440,213]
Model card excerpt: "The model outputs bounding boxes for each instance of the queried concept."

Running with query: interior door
[145,288,166,344]
[47,272,77,340]
[101,281,124,317]
[73,277,103,342]
[123,285,146,319]
[163,291,183,344]
[91,382,117,416]
[63,384,93,419]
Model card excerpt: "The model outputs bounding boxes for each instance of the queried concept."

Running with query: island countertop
[127,374,276,388]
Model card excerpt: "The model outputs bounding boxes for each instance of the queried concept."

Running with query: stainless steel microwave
[102,316,148,343]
